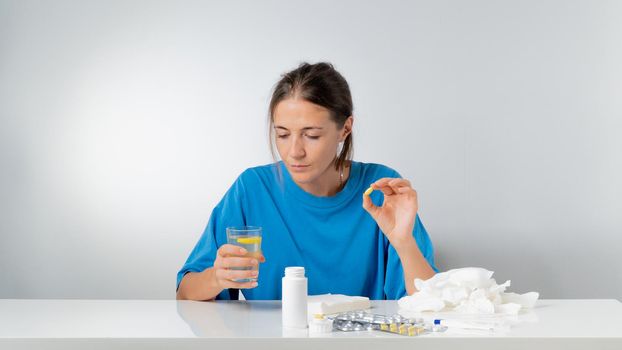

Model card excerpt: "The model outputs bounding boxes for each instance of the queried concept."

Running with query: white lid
[309,318,333,333]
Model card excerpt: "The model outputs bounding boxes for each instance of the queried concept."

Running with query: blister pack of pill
[328,311,447,336]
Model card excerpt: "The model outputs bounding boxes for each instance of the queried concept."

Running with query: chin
[289,171,317,184]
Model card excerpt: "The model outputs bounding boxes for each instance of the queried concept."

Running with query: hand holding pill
[362,178,419,247]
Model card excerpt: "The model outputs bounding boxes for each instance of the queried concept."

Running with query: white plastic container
[309,314,333,334]
[282,266,308,329]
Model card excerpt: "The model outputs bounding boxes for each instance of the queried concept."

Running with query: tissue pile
[308,294,371,315]
[398,267,539,315]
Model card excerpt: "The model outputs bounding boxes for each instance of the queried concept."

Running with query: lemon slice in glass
[237,236,262,244]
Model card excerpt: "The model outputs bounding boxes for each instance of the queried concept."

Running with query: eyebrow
[274,126,324,131]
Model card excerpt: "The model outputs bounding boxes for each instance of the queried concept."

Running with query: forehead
[273,98,333,128]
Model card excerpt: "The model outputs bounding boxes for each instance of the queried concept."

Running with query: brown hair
[268,62,353,171]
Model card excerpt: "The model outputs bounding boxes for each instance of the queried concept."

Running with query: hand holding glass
[225,226,263,283]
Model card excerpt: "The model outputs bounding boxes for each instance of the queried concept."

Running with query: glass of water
[225,226,262,282]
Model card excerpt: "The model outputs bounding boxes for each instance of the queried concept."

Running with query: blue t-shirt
[177,161,438,300]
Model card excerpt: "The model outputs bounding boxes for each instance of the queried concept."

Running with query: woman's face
[273,98,351,186]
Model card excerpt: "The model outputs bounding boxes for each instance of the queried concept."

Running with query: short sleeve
[176,175,248,300]
[383,215,438,300]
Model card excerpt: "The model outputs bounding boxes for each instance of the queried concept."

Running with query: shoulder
[354,161,402,180]
[234,162,281,189]
[215,163,279,209]
[239,162,279,180]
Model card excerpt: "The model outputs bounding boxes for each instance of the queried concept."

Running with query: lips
[290,164,309,172]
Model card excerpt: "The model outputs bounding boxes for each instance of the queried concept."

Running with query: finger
[374,184,395,196]
[219,278,259,289]
[220,256,259,269]
[259,254,266,263]
[218,244,247,257]
[362,191,380,217]
[216,267,259,282]
[373,178,405,195]
[225,268,259,281]
[375,178,409,196]
[397,186,412,193]
[372,178,394,188]
[388,178,411,188]
[387,179,412,194]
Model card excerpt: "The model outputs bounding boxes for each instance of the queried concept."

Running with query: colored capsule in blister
[389,323,398,333]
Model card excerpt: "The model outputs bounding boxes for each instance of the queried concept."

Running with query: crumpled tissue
[308,294,371,315]
[398,267,539,315]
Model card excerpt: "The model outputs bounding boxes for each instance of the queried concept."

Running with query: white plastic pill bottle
[282,266,308,329]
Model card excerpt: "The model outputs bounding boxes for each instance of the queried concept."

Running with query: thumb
[362,192,380,218]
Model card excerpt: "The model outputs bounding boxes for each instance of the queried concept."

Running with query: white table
[1,299,620,349]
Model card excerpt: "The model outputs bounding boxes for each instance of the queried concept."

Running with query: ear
[340,116,354,141]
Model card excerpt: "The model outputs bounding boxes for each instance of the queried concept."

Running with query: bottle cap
[284,266,305,277]
[309,317,333,333]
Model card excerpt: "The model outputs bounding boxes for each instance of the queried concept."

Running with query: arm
[176,171,256,300]
[177,244,264,301]
[393,236,436,295]
[176,268,221,301]
[363,177,437,297]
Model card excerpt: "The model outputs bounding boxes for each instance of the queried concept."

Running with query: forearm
[393,237,436,296]
[176,268,223,301]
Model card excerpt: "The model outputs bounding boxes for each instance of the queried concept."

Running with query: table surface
[0,299,621,339]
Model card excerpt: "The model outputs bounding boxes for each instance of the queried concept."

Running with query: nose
[288,135,306,159]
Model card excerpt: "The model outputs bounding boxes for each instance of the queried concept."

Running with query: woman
[176,62,437,301]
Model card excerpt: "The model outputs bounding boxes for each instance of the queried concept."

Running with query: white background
[1,0,620,299]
